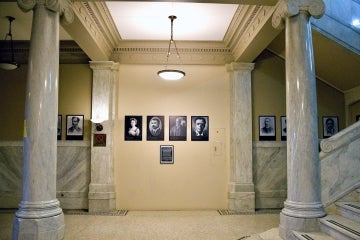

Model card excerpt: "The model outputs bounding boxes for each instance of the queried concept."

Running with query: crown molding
[111,40,234,65]
[0,40,90,64]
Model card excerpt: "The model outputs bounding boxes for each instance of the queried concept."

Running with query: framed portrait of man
[191,116,209,141]
[147,115,164,141]
[66,115,84,140]
[281,116,286,141]
[169,116,187,141]
[57,115,62,140]
[323,116,338,138]
[259,116,276,141]
[124,115,142,141]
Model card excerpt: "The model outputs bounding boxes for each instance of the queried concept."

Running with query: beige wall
[59,64,92,140]
[0,64,92,141]
[114,64,230,210]
[252,51,286,141]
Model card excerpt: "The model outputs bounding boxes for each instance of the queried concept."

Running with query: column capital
[17,0,74,25]
[90,61,119,71]
[272,0,325,29]
[226,62,254,72]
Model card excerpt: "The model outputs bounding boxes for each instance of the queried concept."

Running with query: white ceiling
[0,2,238,42]
[106,2,238,41]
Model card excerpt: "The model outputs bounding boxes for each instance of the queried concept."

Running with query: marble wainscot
[253,141,287,209]
[0,141,91,209]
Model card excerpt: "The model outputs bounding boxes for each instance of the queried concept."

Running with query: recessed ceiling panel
[106,1,238,41]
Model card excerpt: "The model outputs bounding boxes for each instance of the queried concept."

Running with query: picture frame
[356,115,360,121]
[281,116,287,141]
[323,116,338,138]
[169,116,187,141]
[124,115,142,141]
[66,115,84,140]
[191,116,209,141]
[259,116,276,141]
[57,115,62,140]
[147,115,164,141]
[160,145,174,164]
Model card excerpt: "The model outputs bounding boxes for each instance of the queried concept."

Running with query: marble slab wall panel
[0,141,91,209]
[320,137,360,206]
[253,141,287,209]
[0,142,23,208]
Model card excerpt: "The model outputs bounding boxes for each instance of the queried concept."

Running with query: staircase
[293,188,360,240]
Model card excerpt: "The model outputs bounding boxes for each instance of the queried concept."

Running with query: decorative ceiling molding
[224,2,281,62]
[111,41,234,65]
[0,40,90,64]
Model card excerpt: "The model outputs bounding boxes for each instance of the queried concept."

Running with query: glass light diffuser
[157,69,185,81]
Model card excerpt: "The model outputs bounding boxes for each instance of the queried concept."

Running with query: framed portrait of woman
[125,115,142,141]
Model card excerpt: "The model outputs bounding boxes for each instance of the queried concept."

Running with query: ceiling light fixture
[157,15,185,81]
[0,16,19,70]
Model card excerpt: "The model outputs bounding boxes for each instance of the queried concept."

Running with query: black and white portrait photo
[259,116,276,141]
[191,116,209,141]
[281,116,286,141]
[323,116,338,138]
[169,116,187,141]
[66,115,84,140]
[147,116,164,141]
[57,115,62,140]
[125,115,142,141]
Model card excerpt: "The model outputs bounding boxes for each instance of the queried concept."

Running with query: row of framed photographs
[259,115,360,141]
[125,115,209,141]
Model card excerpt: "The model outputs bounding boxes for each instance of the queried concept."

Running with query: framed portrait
[323,116,338,138]
[147,115,164,141]
[169,116,187,141]
[259,116,276,141]
[281,116,287,141]
[124,115,142,141]
[191,116,209,141]
[66,115,84,140]
[160,145,174,164]
[356,115,360,121]
[57,115,62,140]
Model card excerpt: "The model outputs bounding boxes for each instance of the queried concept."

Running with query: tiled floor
[0,210,280,240]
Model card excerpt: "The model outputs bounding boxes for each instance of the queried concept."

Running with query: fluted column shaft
[272,0,326,238]
[226,62,255,212]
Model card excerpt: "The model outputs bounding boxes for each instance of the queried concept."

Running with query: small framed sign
[160,145,174,164]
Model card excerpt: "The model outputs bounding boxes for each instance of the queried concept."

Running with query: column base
[88,183,116,213]
[279,212,322,239]
[228,183,255,212]
[12,213,64,240]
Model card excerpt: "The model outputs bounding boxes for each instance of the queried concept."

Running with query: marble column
[88,61,119,212]
[272,1,326,238]
[12,0,73,239]
[226,62,255,212]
